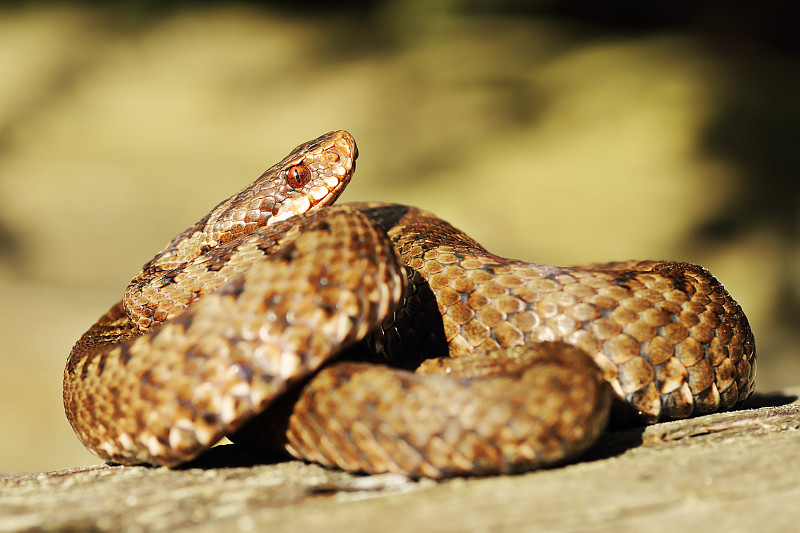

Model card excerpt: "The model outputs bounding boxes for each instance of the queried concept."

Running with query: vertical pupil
[287,165,308,188]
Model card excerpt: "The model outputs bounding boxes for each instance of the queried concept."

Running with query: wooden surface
[2,389,798,533]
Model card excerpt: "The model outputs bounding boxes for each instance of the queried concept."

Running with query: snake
[63,130,757,478]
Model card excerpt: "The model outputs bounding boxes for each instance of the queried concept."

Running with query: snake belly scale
[64,130,757,478]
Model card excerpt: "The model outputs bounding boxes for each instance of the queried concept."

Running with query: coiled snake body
[64,130,756,478]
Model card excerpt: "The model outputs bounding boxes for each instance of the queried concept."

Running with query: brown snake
[64,130,757,478]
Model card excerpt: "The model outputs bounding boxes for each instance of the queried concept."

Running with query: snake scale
[64,130,757,478]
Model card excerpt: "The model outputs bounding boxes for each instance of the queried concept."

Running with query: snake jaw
[272,196,312,223]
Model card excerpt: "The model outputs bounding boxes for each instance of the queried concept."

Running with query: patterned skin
[64,131,756,477]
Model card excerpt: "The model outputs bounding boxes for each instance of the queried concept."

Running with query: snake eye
[285,165,311,188]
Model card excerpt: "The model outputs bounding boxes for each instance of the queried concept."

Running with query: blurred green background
[1,0,798,473]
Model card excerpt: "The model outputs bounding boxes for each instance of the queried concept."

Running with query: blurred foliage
[4,0,800,45]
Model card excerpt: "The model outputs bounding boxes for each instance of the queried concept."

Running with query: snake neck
[121,131,357,332]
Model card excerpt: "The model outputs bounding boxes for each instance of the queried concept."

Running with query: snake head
[211,130,358,243]
[268,130,358,223]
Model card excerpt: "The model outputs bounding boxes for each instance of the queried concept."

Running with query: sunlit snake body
[64,130,756,478]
